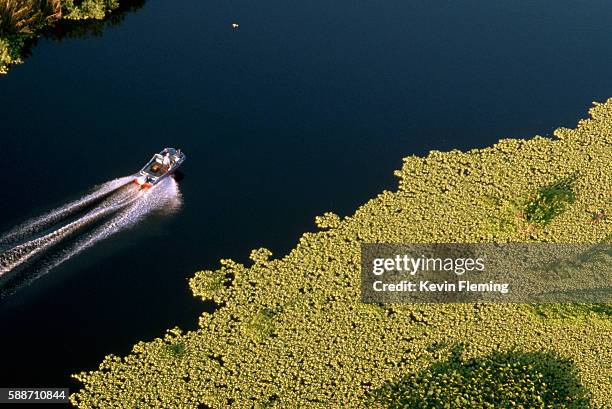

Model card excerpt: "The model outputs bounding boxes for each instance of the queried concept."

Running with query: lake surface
[1,0,612,390]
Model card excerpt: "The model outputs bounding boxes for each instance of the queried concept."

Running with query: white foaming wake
[0,183,142,275]
[0,176,134,245]
[41,178,183,275]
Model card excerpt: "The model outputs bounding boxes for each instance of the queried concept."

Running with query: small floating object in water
[232,23,240,29]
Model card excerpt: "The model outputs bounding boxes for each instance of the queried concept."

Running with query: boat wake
[0,176,182,297]
[42,178,182,276]
[0,176,134,245]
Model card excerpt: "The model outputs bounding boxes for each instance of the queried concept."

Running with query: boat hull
[134,148,186,189]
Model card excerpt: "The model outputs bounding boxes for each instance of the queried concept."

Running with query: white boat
[134,148,186,189]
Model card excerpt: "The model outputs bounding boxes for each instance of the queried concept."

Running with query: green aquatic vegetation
[62,0,118,20]
[164,342,186,358]
[371,347,590,408]
[0,0,61,35]
[531,303,612,321]
[522,174,578,226]
[485,174,579,238]
[0,0,121,73]
[0,38,13,73]
[242,307,282,341]
[315,212,342,229]
[189,268,230,304]
[0,0,60,72]
[71,101,611,407]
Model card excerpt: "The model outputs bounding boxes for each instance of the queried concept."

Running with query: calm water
[1,0,612,390]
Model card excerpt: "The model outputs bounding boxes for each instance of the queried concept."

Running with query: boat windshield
[140,150,182,180]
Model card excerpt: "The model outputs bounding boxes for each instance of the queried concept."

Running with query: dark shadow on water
[173,170,186,183]
[7,0,146,66]
[45,0,146,41]
[370,344,590,408]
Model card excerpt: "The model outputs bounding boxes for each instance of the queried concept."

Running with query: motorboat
[134,148,186,189]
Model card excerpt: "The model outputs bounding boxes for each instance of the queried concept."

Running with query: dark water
[1,0,612,392]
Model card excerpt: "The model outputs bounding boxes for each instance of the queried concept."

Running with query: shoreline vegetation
[0,0,141,74]
[71,100,611,407]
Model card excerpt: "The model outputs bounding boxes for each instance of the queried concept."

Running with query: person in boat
[162,152,172,171]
